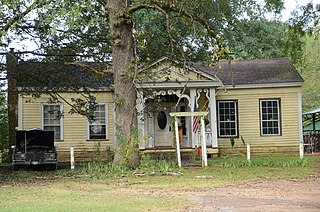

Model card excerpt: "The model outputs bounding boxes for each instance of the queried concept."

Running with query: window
[218,100,238,137]
[42,103,63,140]
[157,111,167,130]
[87,104,108,140]
[260,99,281,136]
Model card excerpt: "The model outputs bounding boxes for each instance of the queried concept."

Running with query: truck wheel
[47,164,57,171]
[13,165,19,171]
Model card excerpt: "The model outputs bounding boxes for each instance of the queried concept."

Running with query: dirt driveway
[113,175,320,211]
[182,177,320,211]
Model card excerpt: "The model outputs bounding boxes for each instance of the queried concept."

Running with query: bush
[139,154,180,173]
[208,156,309,168]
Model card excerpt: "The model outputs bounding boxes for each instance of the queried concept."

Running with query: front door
[154,107,173,147]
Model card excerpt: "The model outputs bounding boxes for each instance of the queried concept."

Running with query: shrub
[209,156,309,168]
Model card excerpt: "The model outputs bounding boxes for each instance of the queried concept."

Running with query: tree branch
[49,92,86,116]
[128,2,218,39]
[15,51,95,57]
[0,49,102,59]
[1,0,46,34]
[15,24,110,43]
[65,62,113,76]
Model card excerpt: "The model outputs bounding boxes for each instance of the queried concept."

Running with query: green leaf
[230,138,235,147]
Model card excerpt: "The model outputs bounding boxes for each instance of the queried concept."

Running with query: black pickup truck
[12,129,58,171]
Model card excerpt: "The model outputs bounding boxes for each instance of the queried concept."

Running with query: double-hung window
[87,104,108,140]
[41,103,63,140]
[217,100,238,137]
[260,99,281,136]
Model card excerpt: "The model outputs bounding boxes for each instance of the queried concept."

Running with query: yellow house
[17,57,304,161]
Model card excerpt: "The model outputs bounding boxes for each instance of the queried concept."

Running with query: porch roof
[303,108,320,115]
[303,108,320,131]
[136,57,222,88]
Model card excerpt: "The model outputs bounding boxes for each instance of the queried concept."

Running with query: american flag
[192,98,199,133]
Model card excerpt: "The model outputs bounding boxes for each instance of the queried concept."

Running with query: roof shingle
[17,57,303,90]
[190,57,304,86]
[17,61,113,90]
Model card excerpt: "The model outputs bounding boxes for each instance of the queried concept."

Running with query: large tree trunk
[107,0,140,166]
[6,48,18,162]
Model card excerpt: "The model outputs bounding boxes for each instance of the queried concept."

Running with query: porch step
[207,148,219,156]
[181,160,202,168]
[143,147,218,154]
[141,147,219,161]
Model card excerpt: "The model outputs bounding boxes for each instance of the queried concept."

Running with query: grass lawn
[1,180,188,211]
[0,156,319,211]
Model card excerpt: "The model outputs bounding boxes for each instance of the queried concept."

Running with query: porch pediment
[137,57,219,85]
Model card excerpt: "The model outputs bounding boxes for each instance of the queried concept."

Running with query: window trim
[86,103,108,141]
[40,103,64,141]
[217,100,239,138]
[259,98,282,136]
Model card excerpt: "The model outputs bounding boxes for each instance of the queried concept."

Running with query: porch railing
[303,130,320,154]
[197,132,213,147]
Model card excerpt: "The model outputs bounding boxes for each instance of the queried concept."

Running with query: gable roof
[17,61,113,91]
[190,58,304,86]
[138,57,219,83]
[16,57,303,91]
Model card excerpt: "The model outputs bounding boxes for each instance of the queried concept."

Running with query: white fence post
[70,147,75,169]
[299,142,304,159]
[174,116,182,168]
[200,116,208,167]
[247,144,251,162]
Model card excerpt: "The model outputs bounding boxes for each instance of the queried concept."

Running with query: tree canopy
[224,19,289,60]
[299,35,320,112]
[0,0,288,61]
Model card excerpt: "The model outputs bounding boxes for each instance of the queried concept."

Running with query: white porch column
[190,88,197,147]
[209,88,218,147]
[136,91,145,149]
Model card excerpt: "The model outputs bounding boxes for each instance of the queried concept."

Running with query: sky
[281,0,320,21]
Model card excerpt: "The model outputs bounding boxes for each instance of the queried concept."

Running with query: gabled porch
[135,57,222,152]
